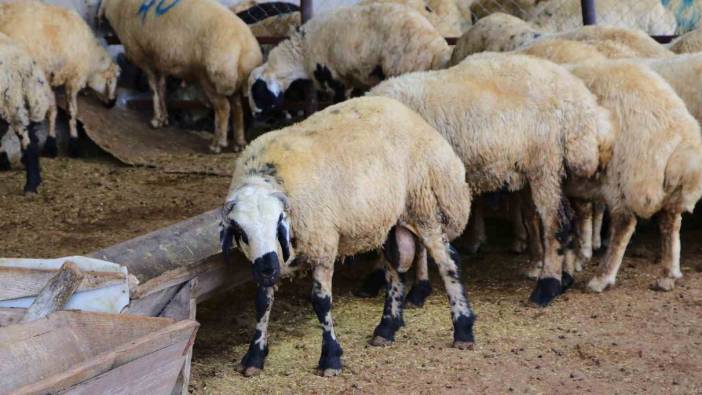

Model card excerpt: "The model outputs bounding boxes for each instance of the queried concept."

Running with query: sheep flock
[3,0,702,383]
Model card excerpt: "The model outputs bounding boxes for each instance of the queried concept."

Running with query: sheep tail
[428,157,472,241]
[664,143,702,213]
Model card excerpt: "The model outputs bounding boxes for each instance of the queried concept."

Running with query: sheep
[670,26,702,54]
[469,0,676,35]
[99,0,263,153]
[0,33,53,193]
[451,13,672,65]
[0,1,120,157]
[358,0,468,36]
[367,52,612,307]
[220,96,474,377]
[247,3,451,117]
[231,1,301,37]
[560,60,702,292]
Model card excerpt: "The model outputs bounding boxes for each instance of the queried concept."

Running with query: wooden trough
[0,310,198,395]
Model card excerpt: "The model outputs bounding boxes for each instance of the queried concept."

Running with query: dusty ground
[2,154,701,394]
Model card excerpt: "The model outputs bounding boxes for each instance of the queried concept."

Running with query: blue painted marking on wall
[137,0,181,20]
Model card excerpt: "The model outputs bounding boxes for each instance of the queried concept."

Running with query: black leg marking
[240,329,269,372]
[561,271,575,292]
[21,125,41,193]
[311,282,343,373]
[240,286,273,376]
[453,314,476,347]
[529,277,562,307]
[405,279,432,308]
[68,136,80,158]
[354,268,386,298]
[371,271,405,345]
[43,135,58,157]
[0,150,10,170]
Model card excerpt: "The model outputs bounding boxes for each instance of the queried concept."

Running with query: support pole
[581,0,596,25]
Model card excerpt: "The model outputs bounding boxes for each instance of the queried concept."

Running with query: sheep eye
[240,231,249,245]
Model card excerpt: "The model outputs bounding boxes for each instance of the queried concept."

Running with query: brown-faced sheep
[0,33,53,193]
[247,3,451,118]
[368,52,612,307]
[220,96,474,377]
[99,0,263,153]
[0,1,120,157]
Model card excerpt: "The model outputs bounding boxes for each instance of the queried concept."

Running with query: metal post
[581,0,596,25]
[300,0,318,116]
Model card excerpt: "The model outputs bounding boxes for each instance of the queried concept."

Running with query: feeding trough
[0,310,198,395]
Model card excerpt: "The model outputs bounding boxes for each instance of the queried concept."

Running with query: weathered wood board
[0,311,198,395]
[69,96,237,176]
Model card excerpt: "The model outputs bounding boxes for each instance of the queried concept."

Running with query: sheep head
[220,184,292,287]
[88,56,121,109]
[247,65,286,118]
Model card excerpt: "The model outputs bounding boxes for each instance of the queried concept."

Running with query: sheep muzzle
[253,251,280,286]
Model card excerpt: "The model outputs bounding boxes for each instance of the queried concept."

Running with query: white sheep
[99,0,263,153]
[247,3,451,117]
[670,26,702,54]
[368,52,612,307]
[0,33,53,193]
[0,1,120,157]
[561,60,702,292]
[451,13,672,65]
[220,96,474,377]
[470,0,676,35]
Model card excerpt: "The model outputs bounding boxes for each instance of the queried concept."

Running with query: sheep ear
[271,192,289,211]
[221,200,236,226]
[277,214,291,263]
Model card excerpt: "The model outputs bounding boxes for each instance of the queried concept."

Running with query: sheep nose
[252,251,280,286]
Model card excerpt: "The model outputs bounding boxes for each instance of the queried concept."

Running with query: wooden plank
[0,266,124,300]
[161,279,198,395]
[8,317,197,394]
[124,285,182,317]
[133,259,221,300]
[59,343,188,395]
[0,307,24,327]
[21,262,84,323]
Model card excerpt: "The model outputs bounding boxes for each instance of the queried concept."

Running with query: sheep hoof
[318,368,341,377]
[43,136,58,157]
[150,118,163,128]
[353,269,386,298]
[232,143,246,153]
[524,263,542,280]
[404,280,432,308]
[587,276,613,293]
[575,260,584,272]
[0,151,10,171]
[561,272,575,292]
[652,277,676,292]
[369,336,394,347]
[241,365,262,377]
[529,277,561,307]
[452,341,474,350]
[67,137,80,158]
[511,239,527,254]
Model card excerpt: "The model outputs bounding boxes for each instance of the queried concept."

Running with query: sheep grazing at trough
[0,1,119,158]
[99,0,263,153]
[367,52,612,307]
[220,96,474,377]
[247,3,451,118]
[469,0,676,35]
[559,60,702,292]
[450,13,672,65]
[0,33,53,193]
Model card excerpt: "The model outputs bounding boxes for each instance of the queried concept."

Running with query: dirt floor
[2,153,702,394]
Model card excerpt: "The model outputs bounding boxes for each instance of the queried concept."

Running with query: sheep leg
[507,193,527,253]
[145,69,166,128]
[522,191,544,280]
[43,91,58,157]
[370,226,416,345]
[572,199,593,272]
[157,74,169,127]
[200,79,230,154]
[65,84,81,158]
[405,245,432,308]
[420,227,474,349]
[239,285,274,377]
[15,123,41,193]
[653,210,683,291]
[529,190,573,307]
[592,202,606,252]
[0,137,9,171]
[230,93,247,152]
[353,253,386,298]
[311,264,343,377]
[464,198,486,254]
[587,212,637,292]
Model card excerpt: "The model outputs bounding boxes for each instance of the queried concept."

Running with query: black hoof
[453,314,475,344]
[0,151,10,170]
[240,343,268,373]
[318,343,343,373]
[561,272,575,292]
[404,280,432,308]
[529,277,562,307]
[353,269,386,298]
[68,137,80,158]
[43,136,58,157]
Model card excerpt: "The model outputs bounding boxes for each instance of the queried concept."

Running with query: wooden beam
[21,262,84,323]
